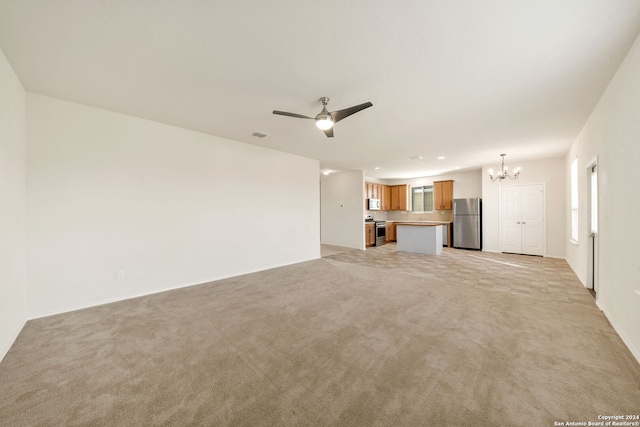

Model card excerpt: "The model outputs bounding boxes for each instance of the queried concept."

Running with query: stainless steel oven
[375,221,386,246]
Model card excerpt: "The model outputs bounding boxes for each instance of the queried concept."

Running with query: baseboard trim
[0,318,27,363]
[598,301,640,365]
[27,275,251,321]
[566,259,639,365]
[27,257,319,321]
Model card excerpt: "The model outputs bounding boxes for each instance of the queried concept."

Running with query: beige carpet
[320,244,358,258]
[1,247,639,426]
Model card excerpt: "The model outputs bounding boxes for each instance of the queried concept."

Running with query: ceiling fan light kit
[273,97,372,138]
[315,118,334,130]
[315,98,334,130]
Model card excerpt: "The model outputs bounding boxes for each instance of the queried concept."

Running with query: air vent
[251,131,270,138]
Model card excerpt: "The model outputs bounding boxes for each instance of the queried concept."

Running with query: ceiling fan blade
[323,127,334,138]
[329,102,373,123]
[273,110,314,119]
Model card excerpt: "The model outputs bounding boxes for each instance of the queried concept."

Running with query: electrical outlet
[116,271,125,280]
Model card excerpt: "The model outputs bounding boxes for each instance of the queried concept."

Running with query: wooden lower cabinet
[365,223,375,247]
[386,223,397,242]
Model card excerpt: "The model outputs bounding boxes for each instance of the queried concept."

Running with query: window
[571,158,578,242]
[412,186,433,212]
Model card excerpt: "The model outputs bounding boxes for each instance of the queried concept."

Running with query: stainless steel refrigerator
[453,198,482,250]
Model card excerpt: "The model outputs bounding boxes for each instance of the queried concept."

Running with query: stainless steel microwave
[368,198,381,210]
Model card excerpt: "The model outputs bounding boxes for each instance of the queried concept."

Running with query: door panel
[500,184,545,256]
[521,227,543,255]
[453,198,480,215]
[502,225,522,253]
[500,187,522,253]
[504,200,519,221]
[453,216,481,249]
[521,185,544,255]
[587,163,598,291]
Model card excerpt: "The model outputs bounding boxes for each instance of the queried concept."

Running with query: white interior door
[500,187,522,253]
[500,184,545,255]
[587,163,598,292]
[520,185,544,256]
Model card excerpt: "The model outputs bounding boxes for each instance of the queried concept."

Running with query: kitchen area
[319,169,484,254]
[364,181,456,251]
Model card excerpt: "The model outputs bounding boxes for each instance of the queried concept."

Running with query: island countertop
[388,221,453,247]
[396,223,444,255]
[385,220,452,224]
[392,222,442,226]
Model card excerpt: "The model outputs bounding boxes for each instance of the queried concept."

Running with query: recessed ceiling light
[437,156,446,160]
[374,167,380,170]
[322,170,330,176]
[408,156,423,161]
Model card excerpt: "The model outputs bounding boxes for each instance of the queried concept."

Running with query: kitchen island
[396,223,443,255]
[386,220,453,247]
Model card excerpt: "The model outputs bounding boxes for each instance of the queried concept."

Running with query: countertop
[385,220,452,225]
[394,222,444,226]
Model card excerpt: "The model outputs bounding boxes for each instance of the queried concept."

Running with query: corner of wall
[0,47,28,362]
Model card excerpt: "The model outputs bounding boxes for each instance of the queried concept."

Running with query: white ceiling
[1,1,639,179]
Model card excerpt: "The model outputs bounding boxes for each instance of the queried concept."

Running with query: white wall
[385,169,483,200]
[380,170,482,222]
[26,93,320,318]
[0,48,27,361]
[320,171,365,249]
[481,156,566,258]
[565,33,640,362]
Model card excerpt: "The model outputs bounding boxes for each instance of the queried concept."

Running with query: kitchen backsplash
[367,210,453,222]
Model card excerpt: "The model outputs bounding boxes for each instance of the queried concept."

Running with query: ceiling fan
[273,97,373,138]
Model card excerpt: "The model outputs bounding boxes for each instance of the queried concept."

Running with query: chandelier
[488,154,520,182]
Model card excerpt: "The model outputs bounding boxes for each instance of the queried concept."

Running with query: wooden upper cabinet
[390,184,409,210]
[390,186,399,209]
[365,182,383,200]
[365,182,388,208]
[364,182,408,211]
[433,180,454,210]
[399,184,409,210]
[365,182,374,199]
[382,185,391,210]
[364,182,369,209]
